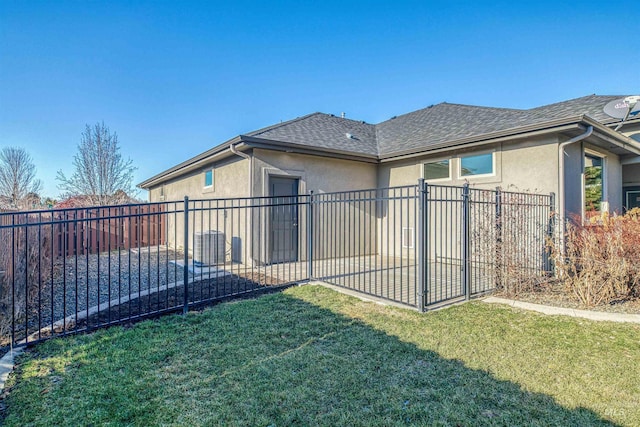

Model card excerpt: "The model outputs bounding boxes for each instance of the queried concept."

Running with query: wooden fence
[0,204,166,258]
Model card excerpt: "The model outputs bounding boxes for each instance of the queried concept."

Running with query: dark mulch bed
[3,272,294,348]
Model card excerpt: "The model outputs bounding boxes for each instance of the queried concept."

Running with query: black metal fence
[0,181,554,347]
[310,181,554,310]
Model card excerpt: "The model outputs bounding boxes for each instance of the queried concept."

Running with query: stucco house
[139,94,640,217]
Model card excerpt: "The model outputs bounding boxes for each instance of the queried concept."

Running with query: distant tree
[0,147,43,208]
[56,122,137,206]
[22,192,42,209]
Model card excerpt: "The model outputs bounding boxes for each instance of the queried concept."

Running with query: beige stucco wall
[604,149,622,213]
[146,149,379,267]
[378,137,560,260]
[251,149,377,196]
[379,136,560,195]
[147,155,250,255]
[148,155,250,203]
[620,123,640,201]
[252,149,378,263]
[562,142,583,219]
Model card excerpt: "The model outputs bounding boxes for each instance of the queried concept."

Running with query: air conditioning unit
[193,231,225,265]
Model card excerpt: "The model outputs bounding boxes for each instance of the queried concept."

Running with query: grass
[2,284,639,426]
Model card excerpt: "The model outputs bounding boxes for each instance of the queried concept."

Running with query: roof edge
[137,135,242,189]
[241,135,379,160]
[378,116,587,161]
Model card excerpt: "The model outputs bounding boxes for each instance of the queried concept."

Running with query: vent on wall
[193,231,225,265]
[402,227,414,249]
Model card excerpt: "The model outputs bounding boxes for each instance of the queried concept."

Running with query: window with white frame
[423,159,450,180]
[204,169,214,189]
[460,153,493,177]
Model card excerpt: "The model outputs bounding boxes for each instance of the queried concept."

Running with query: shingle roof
[239,94,631,158]
[375,103,531,156]
[140,94,638,188]
[527,94,624,123]
[245,112,378,156]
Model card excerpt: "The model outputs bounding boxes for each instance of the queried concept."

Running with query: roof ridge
[376,102,445,124]
[439,102,525,112]
[527,94,626,111]
[247,112,323,137]
[376,101,524,127]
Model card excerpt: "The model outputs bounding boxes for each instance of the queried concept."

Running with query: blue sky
[1,1,638,198]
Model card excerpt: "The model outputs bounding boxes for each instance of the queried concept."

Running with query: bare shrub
[472,188,553,297]
[0,214,53,344]
[552,211,640,307]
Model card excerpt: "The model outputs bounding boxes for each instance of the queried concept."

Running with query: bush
[552,210,640,307]
[0,215,53,344]
[472,189,553,296]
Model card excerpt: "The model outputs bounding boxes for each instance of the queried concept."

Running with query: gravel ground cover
[5,250,291,347]
[7,250,189,344]
[49,250,188,317]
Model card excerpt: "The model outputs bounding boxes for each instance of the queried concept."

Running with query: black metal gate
[309,180,555,311]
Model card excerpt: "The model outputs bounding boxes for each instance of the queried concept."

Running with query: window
[461,153,493,176]
[204,169,213,188]
[424,160,450,180]
[584,154,604,212]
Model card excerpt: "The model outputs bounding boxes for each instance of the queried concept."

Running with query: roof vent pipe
[341,112,345,118]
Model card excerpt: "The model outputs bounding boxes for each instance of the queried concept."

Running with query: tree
[584,164,602,211]
[0,147,43,208]
[57,122,137,206]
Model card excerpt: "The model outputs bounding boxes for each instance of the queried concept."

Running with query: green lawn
[2,285,639,426]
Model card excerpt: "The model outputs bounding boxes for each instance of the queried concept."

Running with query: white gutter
[230,142,253,197]
[558,125,593,223]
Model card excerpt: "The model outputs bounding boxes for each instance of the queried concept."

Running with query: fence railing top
[0,201,169,218]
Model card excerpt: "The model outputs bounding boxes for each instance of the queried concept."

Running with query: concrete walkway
[484,296,640,324]
[0,346,24,395]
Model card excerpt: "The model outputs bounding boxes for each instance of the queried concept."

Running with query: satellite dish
[603,96,640,119]
[603,96,640,130]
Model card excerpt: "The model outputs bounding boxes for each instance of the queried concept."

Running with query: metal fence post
[417,179,427,312]
[307,191,314,281]
[546,192,556,273]
[495,187,503,289]
[462,183,471,301]
[183,196,189,314]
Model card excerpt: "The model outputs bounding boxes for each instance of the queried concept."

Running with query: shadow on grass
[6,273,290,347]
[2,288,619,426]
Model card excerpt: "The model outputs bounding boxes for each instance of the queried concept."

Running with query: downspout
[230,141,255,265]
[558,125,593,253]
[230,142,253,197]
[558,125,593,223]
